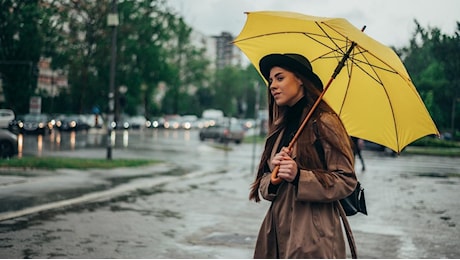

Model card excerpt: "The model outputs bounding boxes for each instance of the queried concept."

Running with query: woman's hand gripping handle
[270,147,297,185]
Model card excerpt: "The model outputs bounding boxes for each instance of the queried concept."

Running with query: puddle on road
[189,232,257,247]
[401,172,460,180]
[415,172,460,178]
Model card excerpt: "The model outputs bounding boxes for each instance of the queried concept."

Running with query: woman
[251,53,357,258]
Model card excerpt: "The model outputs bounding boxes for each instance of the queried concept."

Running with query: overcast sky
[166,0,459,48]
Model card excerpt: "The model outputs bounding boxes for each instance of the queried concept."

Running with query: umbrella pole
[270,40,360,185]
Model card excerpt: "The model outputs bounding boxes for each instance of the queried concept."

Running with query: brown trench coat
[253,112,357,259]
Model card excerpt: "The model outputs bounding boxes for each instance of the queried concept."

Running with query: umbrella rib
[315,21,349,55]
[232,31,345,44]
[352,49,398,73]
[354,49,401,151]
[297,31,350,59]
[346,48,401,151]
[343,49,397,86]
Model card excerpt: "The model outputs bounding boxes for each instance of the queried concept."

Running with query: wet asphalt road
[0,129,459,258]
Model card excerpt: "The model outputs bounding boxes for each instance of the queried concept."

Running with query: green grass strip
[0,157,159,170]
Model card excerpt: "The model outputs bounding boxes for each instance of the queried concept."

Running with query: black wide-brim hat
[259,53,323,91]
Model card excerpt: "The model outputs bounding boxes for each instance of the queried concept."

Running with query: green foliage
[398,20,460,140]
[209,64,266,118]
[0,0,46,113]
[411,136,460,148]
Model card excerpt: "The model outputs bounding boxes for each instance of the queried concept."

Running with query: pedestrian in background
[250,53,357,258]
[351,136,366,171]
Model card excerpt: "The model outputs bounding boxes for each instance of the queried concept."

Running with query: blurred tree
[211,66,246,117]
[241,64,267,118]
[432,22,460,140]
[47,0,205,119]
[160,17,210,116]
[44,1,111,115]
[398,20,459,138]
[0,0,53,113]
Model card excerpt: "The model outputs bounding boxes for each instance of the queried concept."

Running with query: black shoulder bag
[313,121,367,216]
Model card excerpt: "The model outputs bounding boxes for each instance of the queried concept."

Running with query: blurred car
[180,115,198,130]
[163,115,182,129]
[112,115,130,130]
[0,129,18,158]
[7,115,23,134]
[239,118,256,130]
[81,114,104,128]
[199,124,246,144]
[14,113,52,135]
[55,114,91,131]
[146,117,165,128]
[128,115,147,129]
[0,109,15,129]
[363,140,386,151]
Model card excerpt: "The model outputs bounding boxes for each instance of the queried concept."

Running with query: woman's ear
[295,76,303,86]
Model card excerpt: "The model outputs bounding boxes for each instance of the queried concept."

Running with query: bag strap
[336,201,358,259]
[314,121,358,258]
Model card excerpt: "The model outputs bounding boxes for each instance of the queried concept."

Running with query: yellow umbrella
[233,11,439,153]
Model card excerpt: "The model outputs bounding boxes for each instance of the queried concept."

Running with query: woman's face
[268,66,304,107]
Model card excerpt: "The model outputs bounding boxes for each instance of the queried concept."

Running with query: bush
[411,136,460,148]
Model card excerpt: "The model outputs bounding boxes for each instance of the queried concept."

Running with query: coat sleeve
[296,113,357,202]
[259,172,279,201]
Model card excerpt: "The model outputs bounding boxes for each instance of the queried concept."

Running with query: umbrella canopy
[233,11,439,153]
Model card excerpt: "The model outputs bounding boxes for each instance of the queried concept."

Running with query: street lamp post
[118,85,127,120]
[106,0,118,160]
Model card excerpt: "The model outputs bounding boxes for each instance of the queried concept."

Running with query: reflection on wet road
[17,128,201,159]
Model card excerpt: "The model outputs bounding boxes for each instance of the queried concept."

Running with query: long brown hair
[249,72,336,202]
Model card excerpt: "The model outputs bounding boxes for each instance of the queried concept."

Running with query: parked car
[0,129,18,158]
[180,115,199,130]
[81,114,104,128]
[0,109,15,129]
[163,114,182,129]
[146,117,165,128]
[55,114,91,131]
[15,113,52,135]
[199,124,246,144]
[127,115,147,129]
[7,115,23,134]
[112,115,131,130]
